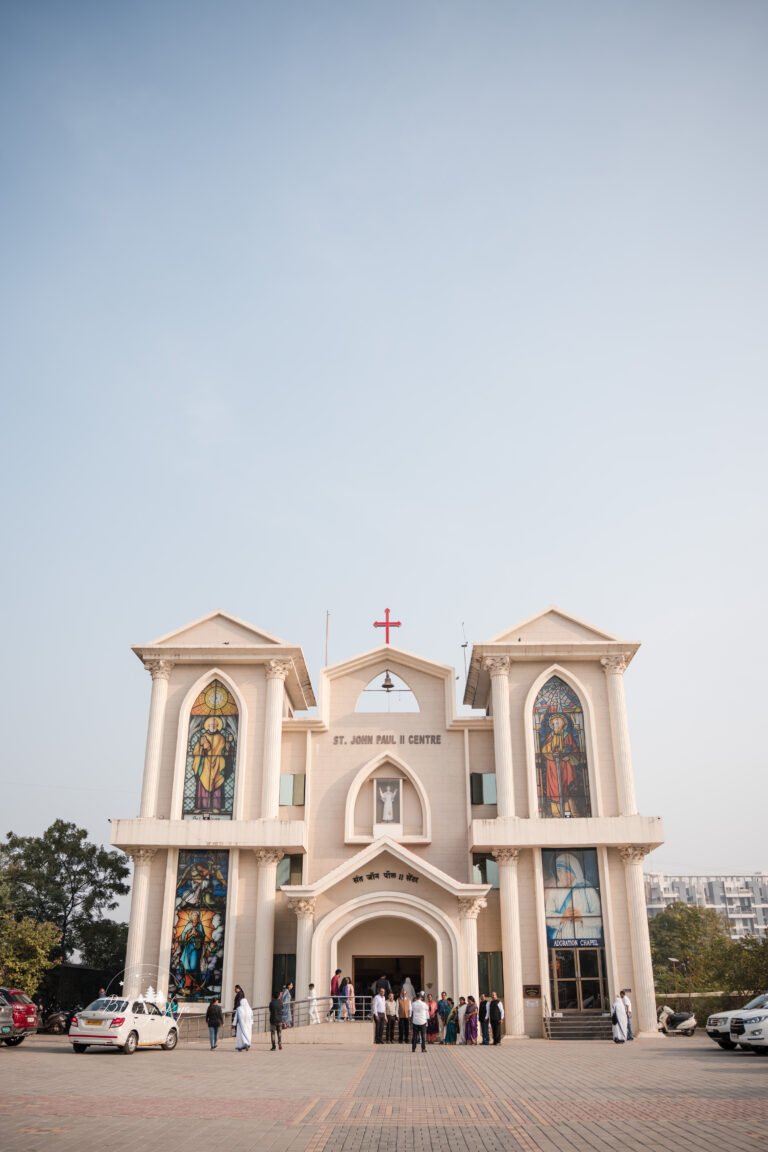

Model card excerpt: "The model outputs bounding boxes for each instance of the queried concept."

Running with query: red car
[0,987,41,1046]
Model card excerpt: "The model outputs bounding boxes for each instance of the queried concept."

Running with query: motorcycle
[41,1004,81,1034]
[657,1005,697,1036]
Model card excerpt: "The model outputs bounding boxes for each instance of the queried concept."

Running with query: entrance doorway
[549,947,608,1011]
[353,956,423,999]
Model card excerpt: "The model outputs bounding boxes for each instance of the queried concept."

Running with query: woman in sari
[426,993,440,1043]
[443,999,458,1044]
[464,996,478,1044]
[235,994,253,1051]
[457,996,467,1044]
[347,980,356,1022]
[339,977,350,1020]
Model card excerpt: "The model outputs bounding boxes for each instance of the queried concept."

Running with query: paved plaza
[1,1029,766,1152]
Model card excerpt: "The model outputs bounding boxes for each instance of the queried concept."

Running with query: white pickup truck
[706,992,768,1050]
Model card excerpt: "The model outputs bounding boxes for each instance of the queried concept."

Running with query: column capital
[484,655,512,678]
[286,896,316,920]
[601,655,628,675]
[619,845,650,865]
[253,848,285,867]
[492,848,521,866]
[146,659,174,681]
[265,659,292,682]
[458,896,487,920]
[127,847,157,864]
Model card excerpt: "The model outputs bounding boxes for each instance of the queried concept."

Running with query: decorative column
[619,846,656,1035]
[287,897,316,1005]
[484,656,515,817]
[253,848,284,1006]
[492,848,525,1037]
[139,660,173,818]
[457,897,487,1000]
[601,656,636,815]
[123,848,157,997]
[261,660,292,819]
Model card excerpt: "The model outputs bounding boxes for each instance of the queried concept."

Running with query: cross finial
[373,607,401,645]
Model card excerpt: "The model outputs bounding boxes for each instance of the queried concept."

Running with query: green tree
[0,861,60,993]
[76,918,128,974]
[649,902,732,993]
[3,820,129,960]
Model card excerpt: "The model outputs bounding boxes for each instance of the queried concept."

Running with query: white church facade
[112,607,663,1038]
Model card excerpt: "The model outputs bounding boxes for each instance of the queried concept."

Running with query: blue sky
[1,1,765,878]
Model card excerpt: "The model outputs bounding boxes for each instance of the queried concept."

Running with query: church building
[112,607,663,1038]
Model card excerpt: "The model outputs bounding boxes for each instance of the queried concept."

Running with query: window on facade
[276,855,303,887]
[532,676,591,818]
[478,952,504,997]
[472,854,500,888]
[182,680,238,819]
[470,773,497,805]
[279,774,306,806]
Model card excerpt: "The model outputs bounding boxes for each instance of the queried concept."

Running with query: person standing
[465,996,478,1044]
[612,991,628,1044]
[410,991,429,1052]
[269,991,283,1050]
[347,980,356,1022]
[443,999,458,1044]
[437,992,449,1042]
[478,994,491,1045]
[621,989,633,1041]
[281,982,293,1027]
[206,997,223,1050]
[308,983,321,1025]
[372,987,386,1044]
[426,994,440,1043]
[397,988,411,1044]
[232,984,244,1036]
[489,992,503,1046]
[235,994,253,1051]
[457,997,467,1044]
[385,991,397,1042]
[330,969,342,1021]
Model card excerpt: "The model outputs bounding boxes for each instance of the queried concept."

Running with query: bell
[381,670,394,692]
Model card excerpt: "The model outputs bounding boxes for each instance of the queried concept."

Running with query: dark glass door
[549,947,607,1011]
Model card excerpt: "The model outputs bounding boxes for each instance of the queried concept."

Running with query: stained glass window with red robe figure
[182,680,238,818]
[533,676,591,818]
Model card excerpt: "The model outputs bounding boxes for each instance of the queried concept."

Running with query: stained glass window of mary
[533,676,591,818]
[182,680,238,818]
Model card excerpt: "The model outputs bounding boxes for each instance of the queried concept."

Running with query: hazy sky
[1,1,765,881]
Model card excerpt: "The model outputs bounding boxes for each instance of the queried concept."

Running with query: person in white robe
[611,993,628,1044]
[308,983,321,1025]
[235,995,254,1050]
[401,977,416,1002]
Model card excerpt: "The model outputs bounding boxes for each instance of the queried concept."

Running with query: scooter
[657,1005,697,1036]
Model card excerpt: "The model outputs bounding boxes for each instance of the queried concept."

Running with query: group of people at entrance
[369,978,506,1049]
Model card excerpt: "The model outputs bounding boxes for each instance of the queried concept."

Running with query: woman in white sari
[235,995,254,1050]
[457,997,467,1044]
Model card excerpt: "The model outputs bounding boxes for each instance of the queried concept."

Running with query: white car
[69,997,179,1054]
[706,992,768,1050]
[730,1005,768,1055]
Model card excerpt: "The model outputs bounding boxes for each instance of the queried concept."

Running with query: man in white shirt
[372,989,386,1044]
[410,991,429,1052]
[621,989,633,1041]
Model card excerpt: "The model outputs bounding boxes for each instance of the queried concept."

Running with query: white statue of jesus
[379,785,397,822]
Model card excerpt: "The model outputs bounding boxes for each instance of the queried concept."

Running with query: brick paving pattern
[1,1033,766,1152]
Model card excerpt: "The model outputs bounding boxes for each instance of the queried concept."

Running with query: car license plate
[86,1019,103,1026]
[1,1026,10,1034]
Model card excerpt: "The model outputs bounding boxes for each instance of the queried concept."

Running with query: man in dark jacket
[478,994,491,1045]
[205,998,224,1049]
[269,992,283,1050]
[489,992,504,1045]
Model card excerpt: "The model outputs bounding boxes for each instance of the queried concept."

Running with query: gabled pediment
[146,611,286,648]
[324,645,453,683]
[491,607,618,644]
[284,837,488,900]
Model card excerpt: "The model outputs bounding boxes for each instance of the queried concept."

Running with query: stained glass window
[533,676,591,818]
[170,850,228,1002]
[182,680,238,819]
